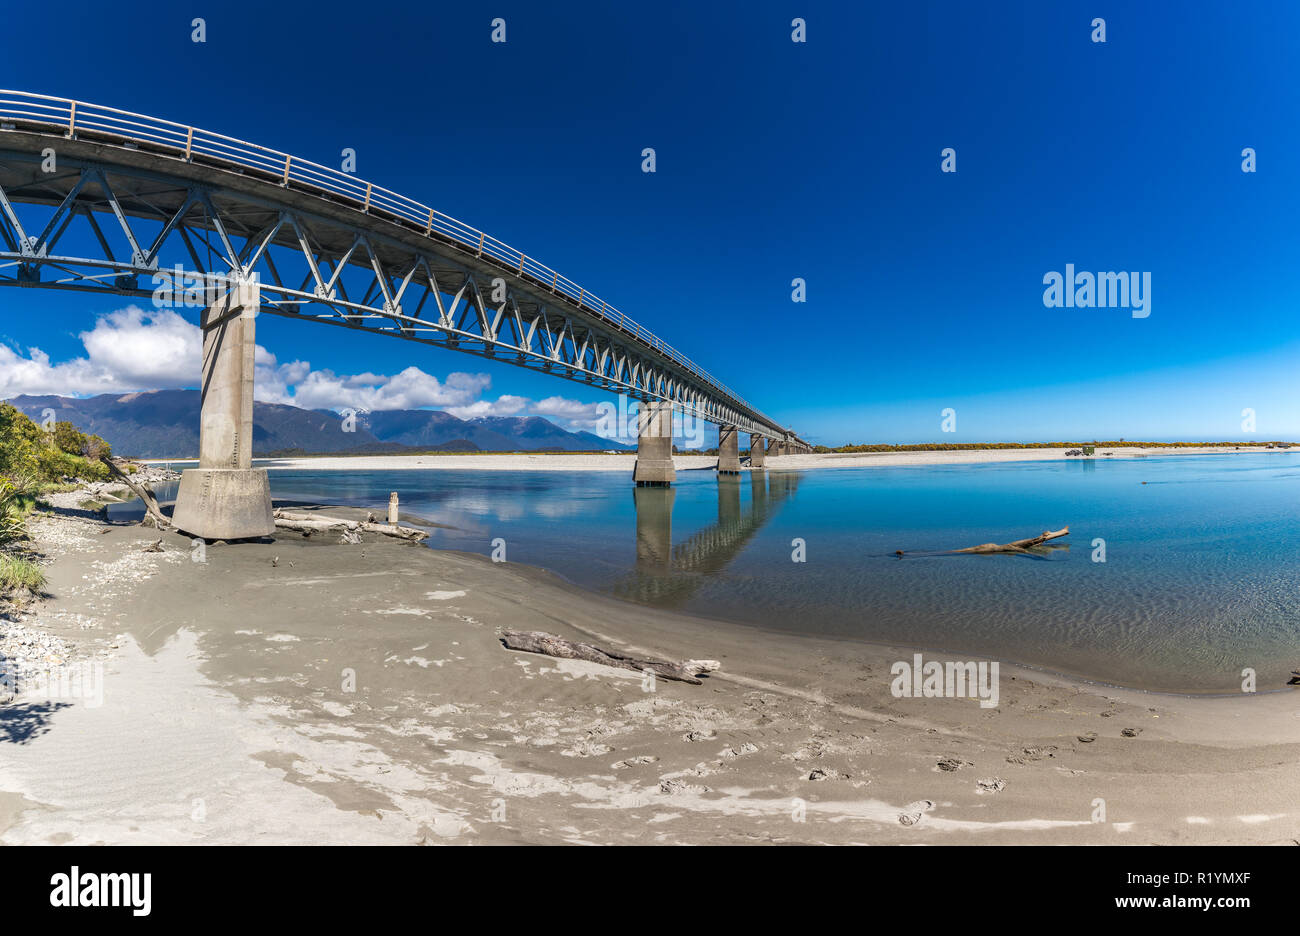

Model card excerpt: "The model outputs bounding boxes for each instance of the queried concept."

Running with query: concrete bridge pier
[717,425,741,474]
[633,401,676,486]
[171,278,276,540]
[749,434,765,469]
[767,439,786,458]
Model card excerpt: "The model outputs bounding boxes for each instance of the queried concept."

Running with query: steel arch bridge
[0,90,806,445]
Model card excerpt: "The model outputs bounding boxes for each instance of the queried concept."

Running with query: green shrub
[52,421,111,461]
[0,407,113,554]
[0,403,43,479]
[0,405,110,486]
[35,445,109,483]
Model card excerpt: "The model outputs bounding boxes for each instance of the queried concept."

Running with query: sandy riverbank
[0,498,1296,845]
[229,446,1297,473]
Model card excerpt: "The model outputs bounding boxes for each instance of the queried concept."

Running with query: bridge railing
[0,90,777,426]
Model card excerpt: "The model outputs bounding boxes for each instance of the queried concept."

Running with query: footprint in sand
[898,800,935,826]
[659,777,709,796]
[719,742,758,759]
[683,729,717,742]
[562,740,614,758]
[613,755,658,769]
[1006,745,1058,765]
[976,777,1006,794]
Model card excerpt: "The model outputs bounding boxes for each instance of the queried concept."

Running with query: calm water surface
[137,454,1300,692]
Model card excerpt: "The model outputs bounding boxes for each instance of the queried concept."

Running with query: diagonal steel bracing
[0,90,803,443]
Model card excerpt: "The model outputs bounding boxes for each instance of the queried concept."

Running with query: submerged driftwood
[897,526,1070,557]
[952,526,1070,554]
[500,630,721,685]
[272,509,429,543]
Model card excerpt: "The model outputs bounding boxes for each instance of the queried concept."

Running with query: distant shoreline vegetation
[1,403,118,598]
[811,441,1293,454]
[213,441,1298,458]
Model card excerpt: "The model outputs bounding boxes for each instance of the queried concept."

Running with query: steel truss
[0,92,801,443]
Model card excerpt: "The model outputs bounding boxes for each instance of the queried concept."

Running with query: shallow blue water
[137,454,1300,692]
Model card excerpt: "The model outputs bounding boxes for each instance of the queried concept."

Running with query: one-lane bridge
[0,91,809,538]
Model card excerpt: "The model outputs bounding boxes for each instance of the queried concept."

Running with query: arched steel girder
[0,95,804,444]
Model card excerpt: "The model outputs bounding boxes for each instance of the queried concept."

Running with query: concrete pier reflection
[632,485,677,571]
[619,470,802,605]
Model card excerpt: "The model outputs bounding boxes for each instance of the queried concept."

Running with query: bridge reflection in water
[618,471,802,606]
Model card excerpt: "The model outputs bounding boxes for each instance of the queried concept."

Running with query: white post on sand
[388,492,399,524]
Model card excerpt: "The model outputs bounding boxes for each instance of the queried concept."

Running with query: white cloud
[1,306,609,433]
[286,367,491,412]
[0,306,200,397]
[253,354,311,406]
[532,395,605,430]
[79,307,201,386]
[445,394,529,420]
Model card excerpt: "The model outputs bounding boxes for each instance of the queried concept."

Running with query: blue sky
[1,0,1297,443]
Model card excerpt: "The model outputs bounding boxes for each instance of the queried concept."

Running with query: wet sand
[0,503,1296,845]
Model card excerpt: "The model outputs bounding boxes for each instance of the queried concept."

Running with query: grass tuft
[0,554,46,593]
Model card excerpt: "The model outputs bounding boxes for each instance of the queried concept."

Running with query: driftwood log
[272,509,429,542]
[953,526,1070,554]
[99,456,171,529]
[897,526,1069,557]
[500,630,720,685]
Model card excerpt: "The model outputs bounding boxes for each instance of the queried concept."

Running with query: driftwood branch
[500,630,721,685]
[897,526,1070,557]
[99,456,171,529]
[952,526,1070,554]
[272,509,428,542]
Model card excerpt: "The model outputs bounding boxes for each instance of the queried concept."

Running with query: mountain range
[4,390,625,457]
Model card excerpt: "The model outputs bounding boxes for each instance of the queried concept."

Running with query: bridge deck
[0,90,803,443]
